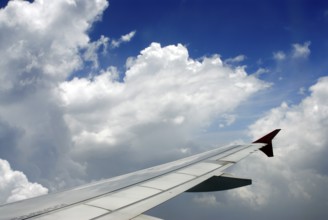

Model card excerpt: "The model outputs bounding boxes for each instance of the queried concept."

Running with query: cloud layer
[0,1,326,219]
[244,76,328,218]
[190,76,328,219]
[245,77,328,211]
[0,0,268,203]
[0,0,109,194]
[147,77,328,220]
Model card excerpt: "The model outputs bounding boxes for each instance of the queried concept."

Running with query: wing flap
[186,173,252,192]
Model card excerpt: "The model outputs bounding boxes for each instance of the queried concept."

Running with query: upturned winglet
[252,129,281,157]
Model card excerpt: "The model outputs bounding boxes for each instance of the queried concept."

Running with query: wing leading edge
[0,129,280,220]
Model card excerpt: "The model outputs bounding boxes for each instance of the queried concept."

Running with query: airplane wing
[0,129,280,220]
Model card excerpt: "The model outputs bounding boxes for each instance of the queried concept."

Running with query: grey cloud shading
[1,1,325,219]
[227,77,328,219]
[0,119,22,164]
[0,0,269,204]
[146,78,328,220]
[0,0,109,199]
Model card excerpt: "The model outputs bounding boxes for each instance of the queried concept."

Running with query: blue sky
[0,0,327,219]
[90,0,328,115]
[92,0,328,73]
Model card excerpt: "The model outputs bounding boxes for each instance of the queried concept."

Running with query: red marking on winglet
[253,129,281,157]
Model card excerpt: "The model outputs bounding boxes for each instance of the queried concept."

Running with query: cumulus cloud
[0,2,325,220]
[160,77,328,220]
[0,0,108,194]
[0,159,48,204]
[0,0,270,203]
[1,0,303,214]
[225,76,328,218]
[0,0,108,84]
[111,30,136,48]
[59,43,268,168]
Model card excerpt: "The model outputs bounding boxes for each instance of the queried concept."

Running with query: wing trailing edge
[253,129,281,157]
[186,173,251,192]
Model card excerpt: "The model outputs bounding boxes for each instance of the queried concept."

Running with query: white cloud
[225,54,246,64]
[227,76,328,217]
[5,2,322,218]
[273,51,286,61]
[0,0,108,194]
[0,0,108,83]
[83,35,109,68]
[292,41,311,59]
[0,0,269,202]
[111,30,136,48]
[0,159,48,204]
[0,2,325,219]
[229,180,272,209]
[273,41,311,62]
[193,194,219,207]
[60,43,268,162]
[121,30,136,42]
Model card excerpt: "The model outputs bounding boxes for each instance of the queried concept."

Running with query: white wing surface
[0,129,280,220]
